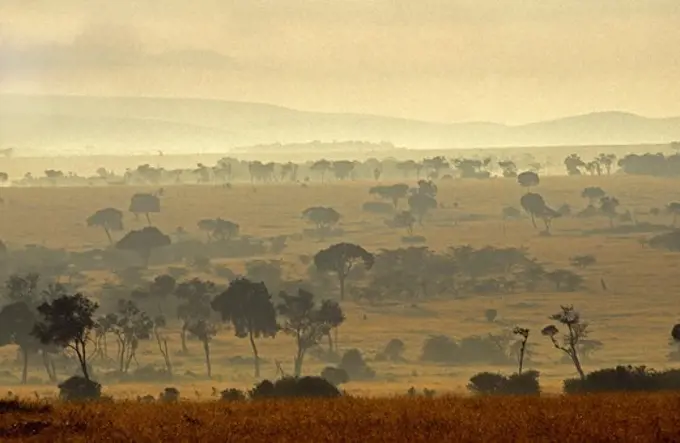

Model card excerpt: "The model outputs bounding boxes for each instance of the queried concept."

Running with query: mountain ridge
[1,94,678,154]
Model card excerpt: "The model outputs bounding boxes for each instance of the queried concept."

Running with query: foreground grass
[3,394,680,442]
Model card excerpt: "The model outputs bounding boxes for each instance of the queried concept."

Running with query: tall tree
[33,293,98,381]
[174,278,215,353]
[186,319,217,378]
[278,289,343,376]
[314,243,374,300]
[211,278,278,377]
[86,208,124,245]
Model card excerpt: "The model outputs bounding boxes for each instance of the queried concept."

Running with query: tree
[174,278,215,353]
[311,159,332,182]
[318,299,345,353]
[197,218,240,242]
[391,211,416,236]
[498,160,518,178]
[513,327,530,375]
[302,207,340,235]
[314,243,374,300]
[396,160,422,179]
[517,171,539,190]
[564,154,586,175]
[668,202,680,227]
[520,192,546,229]
[186,319,217,378]
[597,153,617,175]
[332,160,355,180]
[599,196,620,228]
[541,305,588,379]
[107,300,154,374]
[368,184,409,208]
[0,302,40,383]
[581,187,606,205]
[278,289,343,376]
[116,227,171,267]
[86,208,124,245]
[33,293,98,381]
[211,278,278,377]
[129,193,161,225]
[407,192,437,224]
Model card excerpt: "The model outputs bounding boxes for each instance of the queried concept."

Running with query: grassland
[0,162,678,400]
[3,394,680,442]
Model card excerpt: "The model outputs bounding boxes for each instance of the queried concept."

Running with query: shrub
[250,376,341,399]
[159,387,180,403]
[338,349,376,380]
[563,366,680,394]
[321,367,349,386]
[467,371,541,396]
[420,335,458,363]
[219,388,247,401]
[58,376,102,401]
[376,338,406,362]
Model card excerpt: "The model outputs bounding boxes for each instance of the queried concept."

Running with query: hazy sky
[1,0,679,124]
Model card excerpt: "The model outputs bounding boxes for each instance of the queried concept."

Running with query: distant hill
[1,94,679,155]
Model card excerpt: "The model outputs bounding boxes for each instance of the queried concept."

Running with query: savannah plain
[1,150,680,441]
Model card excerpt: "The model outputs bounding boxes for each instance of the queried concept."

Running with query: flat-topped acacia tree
[116,227,171,267]
[314,242,374,301]
[86,207,124,245]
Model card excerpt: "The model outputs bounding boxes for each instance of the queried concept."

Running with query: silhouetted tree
[668,202,680,227]
[174,278,215,354]
[498,160,517,178]
[314,243,374,300]
[564,154,586,175]
[597,153,617,175]
[129,193,161,225]
[0,302,40,383]
[278,289,343,376]
[369,184,409,208]
[599,196,620,228]
[311,159,332,182]
[106,299,153,374]
[211,278,278,377]
[33,293,98,381]
[513,327,530,375]
[541,305,588,379]
[517,171,539,190]
[391,211,416,236]
[187,319,217,378]
[408,192,437,224]
[86,208,124,245]
[302,207,340,235]
[581,187,606,205]
[116,227,171,267]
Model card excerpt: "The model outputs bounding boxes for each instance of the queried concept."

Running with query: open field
[3,394,680,442]
[0,165,678,398]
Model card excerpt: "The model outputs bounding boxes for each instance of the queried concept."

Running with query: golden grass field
[4,394,680,442]
[0,154,679,401]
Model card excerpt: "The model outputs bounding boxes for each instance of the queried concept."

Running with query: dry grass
[2,394,680,442]
[0,165,678,397]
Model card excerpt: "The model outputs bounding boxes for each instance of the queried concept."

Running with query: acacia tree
[174,278,215,354]
[318,299,345,353]
[86,208,124,245]
[0,302,40,383]
[277,289,344,376]
[407,192,437,224]
[314,243,374,300]
[33,293,98,381]
[368,184,410,208]
[129,193,161,225]
[311,159,332,182]
[211,277,278,377]
[599,196,620,228]
[107,300,153,374]
[186,319,217,378]
[116,227,171,267]
[517,171,539,191]
[302,207,341,235]
[541,305,588,380]
[581,187,606,205]
[513,327,530,375]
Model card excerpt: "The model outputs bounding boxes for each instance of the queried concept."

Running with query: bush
[321,367,349,386]
[375,338,405,362]
[420,334,511,365]
[249,376,341,399]
[338,349,376,380]
[563,366,680,394]
[58,376,102,401]
[219,388,247,401]
[159,387,180,402]
[467,371,541,396]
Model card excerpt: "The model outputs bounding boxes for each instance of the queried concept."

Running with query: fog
[2,0,680,124]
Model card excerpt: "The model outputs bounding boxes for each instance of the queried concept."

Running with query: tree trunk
[203,339,212,378]
[530,213,537,228]
[155,329,172,377]
[249,332,260,378]
[180,323,189,353]
[76,341,90,381]
[571,351,585,380]
[145,212,152,226]
[21,347,29,384]
[327,333,333,353]
[42,351,57,382]
[104,227,113,245]
[339,275,346,301]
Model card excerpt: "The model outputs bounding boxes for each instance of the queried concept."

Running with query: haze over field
[1,1,679,155]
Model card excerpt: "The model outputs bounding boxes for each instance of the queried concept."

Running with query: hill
[1,94,679,155]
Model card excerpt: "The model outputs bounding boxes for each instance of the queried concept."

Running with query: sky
[1,0,679,124]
